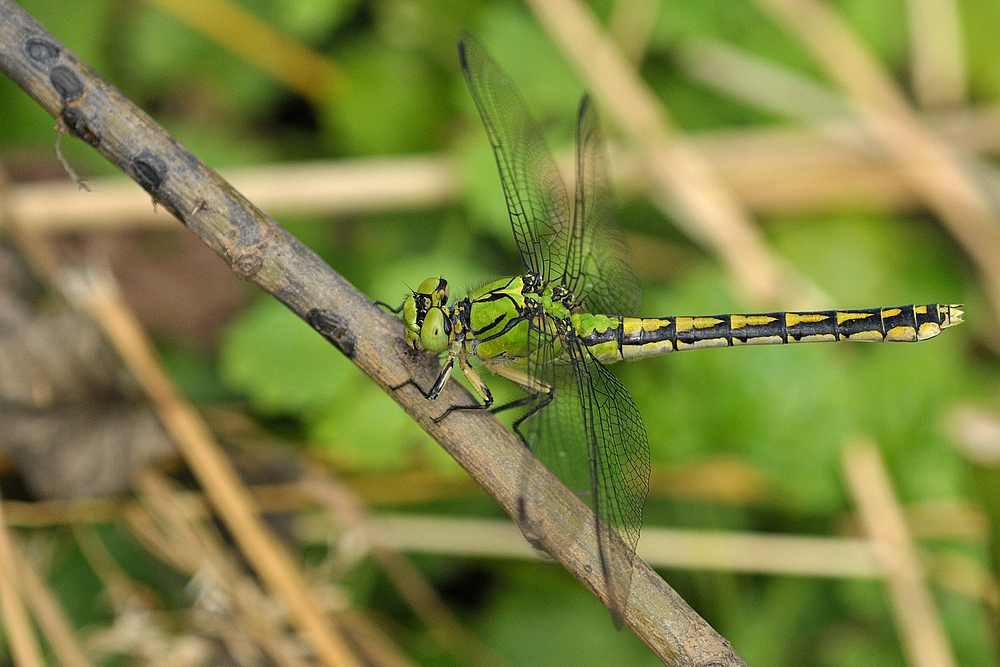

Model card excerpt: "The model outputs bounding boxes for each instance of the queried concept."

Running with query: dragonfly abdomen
[576,304,963,363]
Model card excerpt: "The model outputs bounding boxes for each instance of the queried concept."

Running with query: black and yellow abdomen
[575,304,964,364]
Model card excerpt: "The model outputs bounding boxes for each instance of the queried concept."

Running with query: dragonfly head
[402,278,452,352]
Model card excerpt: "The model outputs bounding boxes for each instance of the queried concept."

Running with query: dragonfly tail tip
[943,304,964,327]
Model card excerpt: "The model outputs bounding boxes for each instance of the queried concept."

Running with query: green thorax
[464,275,575,364]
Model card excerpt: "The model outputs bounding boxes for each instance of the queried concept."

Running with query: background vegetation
[1,0,998,665]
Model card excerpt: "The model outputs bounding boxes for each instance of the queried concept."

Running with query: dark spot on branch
[60,107,100,147]
[24,36,59,66]
[226,204,267,278]
[231,247,264,278]
[307,309,356,358]
[49,65,82,102]
[131,151,167,193]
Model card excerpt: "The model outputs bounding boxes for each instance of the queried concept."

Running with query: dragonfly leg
[433,368,548,424]
[391,356,455,398]
[510,388,553,446]
[374,299,404,314]
[433,356,494,422]
[427,356,457,400]
[490,394,537,416]
[477,360,555,440]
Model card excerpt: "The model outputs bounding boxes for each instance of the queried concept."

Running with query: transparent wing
[519,320,588,497]
[569,96,642,316]
[459,33,572,284]
[519,315,650,624]
[461,34,649,624]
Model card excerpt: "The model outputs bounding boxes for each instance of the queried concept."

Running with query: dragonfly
[383,33,964,624]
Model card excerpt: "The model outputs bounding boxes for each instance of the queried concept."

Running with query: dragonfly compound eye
[420,306,451,352]
[417,277,449,304]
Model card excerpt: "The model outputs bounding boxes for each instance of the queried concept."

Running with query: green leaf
[220,296,460,473]
[221,296,349,414]
[476,563,662,667]
[325,41,446,155]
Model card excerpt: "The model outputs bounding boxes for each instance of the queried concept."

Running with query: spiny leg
[374,299,404,314]
[495,365,557,531]
[433,356,494,422]
[510,388,553,446]
[434,357,553,423]
[395,354,502,423]
[482,360,555,441]
[434,387,543,422]
[391,355,455,398]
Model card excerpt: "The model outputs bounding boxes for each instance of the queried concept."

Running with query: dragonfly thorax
[523,280,574,322]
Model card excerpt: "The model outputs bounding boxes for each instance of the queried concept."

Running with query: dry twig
[61,265,361,667]
[842,438,957,667]
[127,469,317,667]
[10,538,94,667]
[0,485,46,667]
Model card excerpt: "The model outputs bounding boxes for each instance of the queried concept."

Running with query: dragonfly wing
[570,95,642,317]
[461,34,649,625]
[459,33,573,284]
[574,338,649,623]
[519,320,590,497]
[519,315,650,624]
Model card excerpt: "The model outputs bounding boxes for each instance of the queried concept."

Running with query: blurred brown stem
[842,438,957,667]
[10,538,94,667]
[143,0,340,103]
[0,485,46,667]
[62,265,362,667]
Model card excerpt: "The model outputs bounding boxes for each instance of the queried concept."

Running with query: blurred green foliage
[3,0,1000,665]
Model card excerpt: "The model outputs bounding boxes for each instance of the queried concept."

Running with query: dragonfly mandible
[382,33,964,624]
